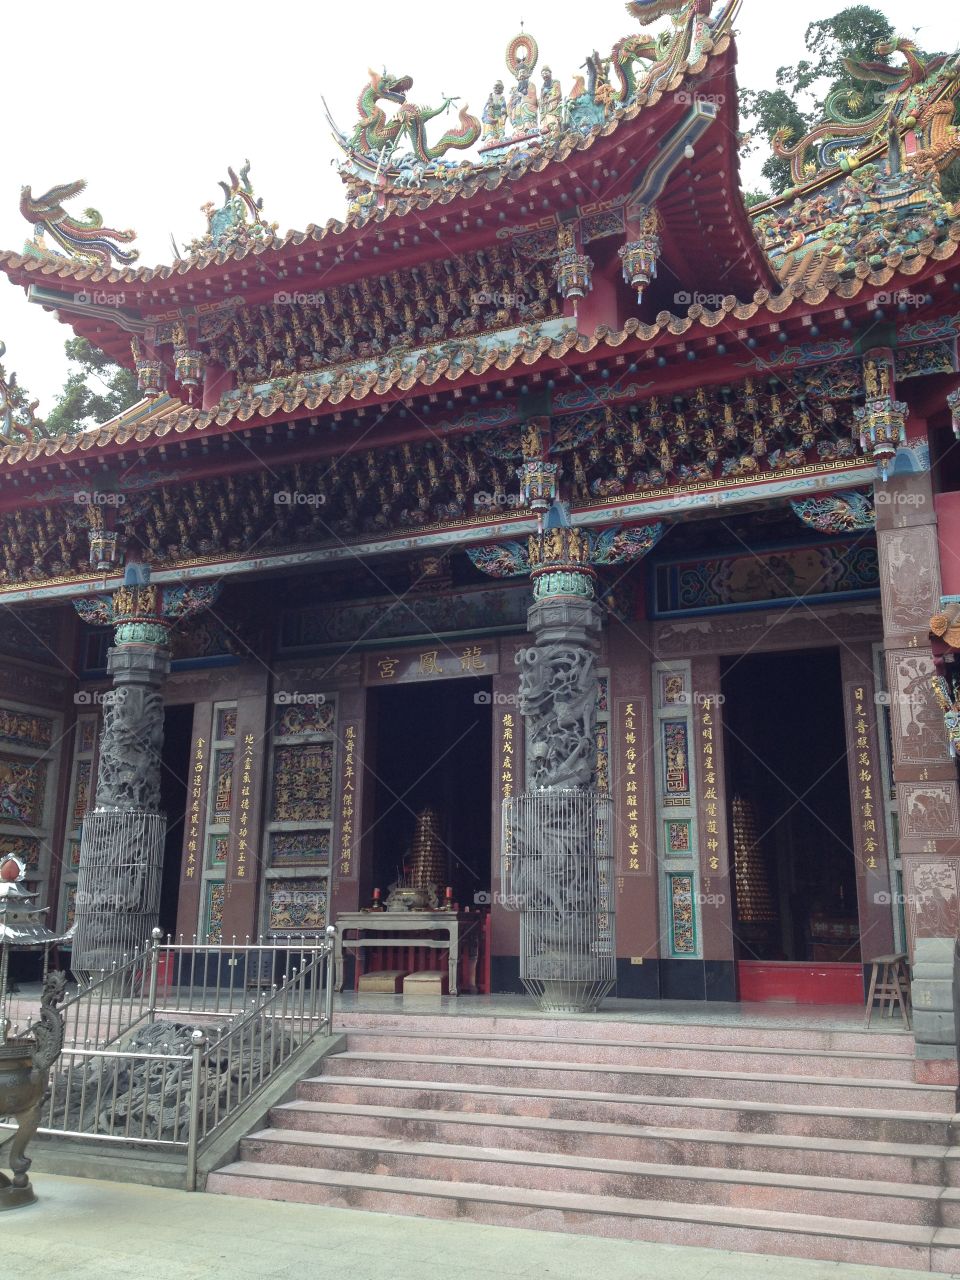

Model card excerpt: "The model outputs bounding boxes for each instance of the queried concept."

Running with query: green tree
[740,5,896,193]
[44,337,140,438]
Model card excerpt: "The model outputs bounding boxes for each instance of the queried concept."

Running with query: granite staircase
[208,1010,960,1271]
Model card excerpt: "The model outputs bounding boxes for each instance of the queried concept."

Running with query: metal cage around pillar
[72,809,167,972]
[501,788,615,1012]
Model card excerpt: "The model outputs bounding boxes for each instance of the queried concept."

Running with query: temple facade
[1,0,960,1003]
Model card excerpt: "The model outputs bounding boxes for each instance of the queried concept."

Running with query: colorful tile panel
[0,833,41,871]
[204,881,225,944]
[653,540,879,617]
[0,753,47,825]
[272,744,334,823]
[661,721,690,806]
[595,724,609,795]
[665,819,692,856]
[73,759,93,823]
[78,719,97,754]
[216,707,237,740]
[213,749,234,821]
[63,884,78,931]
[276,701,335,737]
[0,707,53,751]
[270,829,331,866]
[266,877,327,933]
[660,673,687,707]
[209,834,229,866]
[669,872,697,955]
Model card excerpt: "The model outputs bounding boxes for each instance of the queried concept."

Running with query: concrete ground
[2,1175,952,1280]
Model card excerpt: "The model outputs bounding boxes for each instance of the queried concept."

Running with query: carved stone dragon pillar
[72,568,220,969]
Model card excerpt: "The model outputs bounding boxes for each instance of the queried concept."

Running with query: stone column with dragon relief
[72,567,220,970]
[473,424,657,1011]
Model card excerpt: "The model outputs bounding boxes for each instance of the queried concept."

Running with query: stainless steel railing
[7,924,337,1190]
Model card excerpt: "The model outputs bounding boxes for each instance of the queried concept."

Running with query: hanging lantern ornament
[948,388,960,440]
[130,338,164,398]
[553,225,593,302]
[173,345,204,401]
[619,207,662,303]
[517,459,559,512]
[854,350,907,482]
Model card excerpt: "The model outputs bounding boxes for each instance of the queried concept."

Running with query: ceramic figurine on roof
[182,162,278,258]
[773,38,960,188]
[0,344,47,445]
[752,35,960,292]
[19,180,138,268]
[330,68,481,185]
[482,80,508,143]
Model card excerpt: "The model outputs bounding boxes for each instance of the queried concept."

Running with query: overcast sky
[0,0,956,413]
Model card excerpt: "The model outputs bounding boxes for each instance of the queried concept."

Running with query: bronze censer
[0,856,67,1209]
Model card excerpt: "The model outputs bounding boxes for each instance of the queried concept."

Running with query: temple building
[1,0,960,1005]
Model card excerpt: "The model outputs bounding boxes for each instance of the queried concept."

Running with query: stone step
[238,1127,958,1226]
[270,1098,950,1184]
[334,1009,912,1054]
[341,1029,917,1079]
[206,1160,960,1272]
[303,1076,956,1144]
[321,1051,957,1112]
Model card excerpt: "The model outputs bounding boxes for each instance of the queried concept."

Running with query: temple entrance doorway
[369,678,493,909]
[158,705,193,938]
[720,649,862,1003]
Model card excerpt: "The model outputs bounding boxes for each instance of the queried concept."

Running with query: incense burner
[0,971,66,1209]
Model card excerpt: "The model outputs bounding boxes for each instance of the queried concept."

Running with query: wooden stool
[864,953,911,1029]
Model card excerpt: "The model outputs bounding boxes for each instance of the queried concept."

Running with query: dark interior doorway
[158,705,194,937]
[370,678,493,907]
[721,649,860,964]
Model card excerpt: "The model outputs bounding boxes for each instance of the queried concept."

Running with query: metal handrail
[15,925,338,1192]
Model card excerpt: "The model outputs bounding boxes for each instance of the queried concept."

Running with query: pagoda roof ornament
[0,342,48,446]
[752,36,960,291]
[328,2,740,213]
[177,161,279,259]
[19,179,138,269]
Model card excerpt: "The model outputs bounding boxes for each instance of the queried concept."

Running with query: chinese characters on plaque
[852,686,886,892]
[338,721,359,879]
[232,733,255,880]
[700,700,722,875]
[615,698,644,876]
[366,643,498,685]
[185,736,204,880]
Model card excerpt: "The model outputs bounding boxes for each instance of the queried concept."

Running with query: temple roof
[1,2,959,464]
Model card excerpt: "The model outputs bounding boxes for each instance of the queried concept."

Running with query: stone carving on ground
[50,1020,292,1141]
